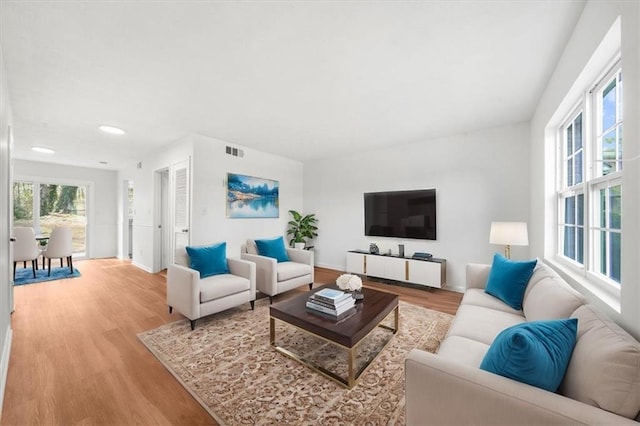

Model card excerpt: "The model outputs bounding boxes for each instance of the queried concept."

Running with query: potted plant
[287,210,318,249]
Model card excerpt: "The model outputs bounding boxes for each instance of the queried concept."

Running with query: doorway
[154,169,170,272]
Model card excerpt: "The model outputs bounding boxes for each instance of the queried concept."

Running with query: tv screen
[364,189,436,240]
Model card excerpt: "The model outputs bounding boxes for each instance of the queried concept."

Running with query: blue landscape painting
[227,173,279,218]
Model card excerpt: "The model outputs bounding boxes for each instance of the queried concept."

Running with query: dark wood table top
[270,285,399,348]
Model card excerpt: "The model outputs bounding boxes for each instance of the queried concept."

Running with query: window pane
[602,78,616,131]
[39,184,87,254]
[567,159,573,186]
[575,151,582,184]
[602,129,616,176]
[600,189,606,228]
[610,232,621,283]
[617,125,623,171]
[574,114,582,150]
[13,182,34,228]
[566,124,573,156]
[577,227,584,264]
[565,196,575,224]
[564,226,575,259]
[600,231,607,275]
[576,194,584,226]
[609,185,621,229]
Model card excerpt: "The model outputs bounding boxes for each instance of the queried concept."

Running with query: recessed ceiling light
[99,125,125,135]
[31,146,55,154]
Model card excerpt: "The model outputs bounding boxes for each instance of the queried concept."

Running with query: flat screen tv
[364,189,436,240]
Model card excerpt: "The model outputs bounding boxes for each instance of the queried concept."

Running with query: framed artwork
[226,173,279,218]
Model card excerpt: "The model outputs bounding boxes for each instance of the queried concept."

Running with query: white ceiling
[1,1,585,170]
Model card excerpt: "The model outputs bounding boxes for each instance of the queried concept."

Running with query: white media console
[346,250,446,289]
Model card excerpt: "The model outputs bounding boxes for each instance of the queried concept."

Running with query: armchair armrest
[167,264,200,320]
[286,248,314,283]
[227,258,256,300]
[466,263,491,289]
[405,349,636,425]
[241,252,277,294]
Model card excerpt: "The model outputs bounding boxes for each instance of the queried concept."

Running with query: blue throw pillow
[485,253,537,310]
[480,319,578,392]
[255,236,290,263]
[185,242,230,278]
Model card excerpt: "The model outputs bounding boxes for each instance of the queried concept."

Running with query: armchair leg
[13,262,16,281]
[269,296,273,304]
[68,256,73,274]
[60,258,63,268]
[190,320,196,330]
[309,282,313,290]
[250,300,255,310]
[169,306,173,314]
[47,258,51,277]
[31,260,37,279]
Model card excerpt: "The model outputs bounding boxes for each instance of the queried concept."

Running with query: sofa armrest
[241,252,277,295]
[466,263,491,289]
[405,349,637,425]
[167,264,200,320]
[227,258,256,299]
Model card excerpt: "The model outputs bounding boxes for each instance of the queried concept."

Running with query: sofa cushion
[255,236,290,263]
[560,304,640,419]
[522,263,585,321]
[185,243,229,278]
[446,304,525,346]
[437,335,490,368]
[480,319,577,392]
[200,274,250,303]
[485,253,537,310]
[276,261,311,282]
[461,288,523,316]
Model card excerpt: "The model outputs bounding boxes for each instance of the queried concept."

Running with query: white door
[2,126,13,312]
[172,159,190,264]
[160,170,170,269]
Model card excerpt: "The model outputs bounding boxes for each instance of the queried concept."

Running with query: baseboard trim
[0,325,12,415]
[131,261,153,273]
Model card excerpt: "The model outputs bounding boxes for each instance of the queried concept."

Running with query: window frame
[554,58,622,301]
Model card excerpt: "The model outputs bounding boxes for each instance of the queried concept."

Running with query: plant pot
[294,242,306,250]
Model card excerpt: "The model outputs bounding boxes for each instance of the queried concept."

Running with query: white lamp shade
[489,222,529,246]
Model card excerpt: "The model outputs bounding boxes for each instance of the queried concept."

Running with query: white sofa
[405,260,640,425]
[241,239,314,303]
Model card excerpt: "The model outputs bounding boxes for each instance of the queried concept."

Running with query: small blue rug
[13,266,81,286]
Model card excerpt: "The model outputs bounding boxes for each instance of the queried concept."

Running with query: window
[13,180,88,255]
[557,61,622,288]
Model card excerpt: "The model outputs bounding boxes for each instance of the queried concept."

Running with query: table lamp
[489,222,529,259]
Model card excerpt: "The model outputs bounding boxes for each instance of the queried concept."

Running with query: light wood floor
[2,259,462,425]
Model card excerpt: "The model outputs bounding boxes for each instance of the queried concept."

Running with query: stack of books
[306,288,356,318]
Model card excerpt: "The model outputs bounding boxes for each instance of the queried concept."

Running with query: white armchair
[241,239,314,303]
[167,247,256,330]
[12,227,40,280]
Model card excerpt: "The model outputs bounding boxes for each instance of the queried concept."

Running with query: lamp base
[504,245,511,259]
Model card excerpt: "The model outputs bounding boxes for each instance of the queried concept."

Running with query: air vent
[225,146,244,158]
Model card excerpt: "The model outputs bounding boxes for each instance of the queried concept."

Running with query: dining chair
[12,227,41,280]
[43,227,73,276]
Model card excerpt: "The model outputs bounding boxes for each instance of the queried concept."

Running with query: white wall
[13,159,118,259]
[118,135,194,271]
[191,135,304,258]
[530,1,640,338]
[0,47,14,415]
[119,134,304,272]
[304,122,531,292]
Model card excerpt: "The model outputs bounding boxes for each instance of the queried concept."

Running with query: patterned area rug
[138,300,453,425]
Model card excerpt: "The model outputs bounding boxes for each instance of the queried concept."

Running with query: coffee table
[269,285,399,388]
